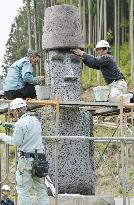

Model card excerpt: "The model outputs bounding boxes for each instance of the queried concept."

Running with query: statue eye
[52,55,63,62]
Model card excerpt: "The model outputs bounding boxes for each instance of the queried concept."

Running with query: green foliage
[82,66,107,89]
[127,167,133,177]
[117,184,123,195]
[3,0,131,85]
[108,142,117,150]
[94,126,113,142]
[54,0,78,5]
[105,29,114,42]
[3,7,29,69]
[0,115,7,133]
[85,43,94,49]
[120,19,129,29]
[120,43,131,85]
[9,146,16,157]
[3,0,45,71]
[82,67,90,89]
[90,0,97,15]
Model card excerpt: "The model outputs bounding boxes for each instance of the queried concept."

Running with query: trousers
[16,157,49,205]
[4,84,36,100]
[108,79,130,102]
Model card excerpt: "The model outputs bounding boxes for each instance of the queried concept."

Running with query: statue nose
[64,63,77,82]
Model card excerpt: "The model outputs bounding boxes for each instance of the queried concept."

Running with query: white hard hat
[10,98,27,111]
[1,185,11,191]
[96,40,110,49]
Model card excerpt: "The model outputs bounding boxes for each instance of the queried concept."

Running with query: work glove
[0,133,13,144]
[0,133,7,142]
[37,76,45,85]
[3,122,14,130]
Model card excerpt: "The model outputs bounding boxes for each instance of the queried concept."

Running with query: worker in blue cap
[1,185,14,205]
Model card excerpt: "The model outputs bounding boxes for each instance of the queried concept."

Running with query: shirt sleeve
[21,62,40,84]
[12,123,25,146]
[23,72,40,85]
[82,53,109,70]
[2,124,25,146]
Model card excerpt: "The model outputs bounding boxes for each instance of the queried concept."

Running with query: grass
[93,124,134,196]
[0,115,7,133]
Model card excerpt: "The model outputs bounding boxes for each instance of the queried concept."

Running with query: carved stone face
[45,50,82,101]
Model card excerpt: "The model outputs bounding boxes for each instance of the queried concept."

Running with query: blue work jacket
[3,57,39,91]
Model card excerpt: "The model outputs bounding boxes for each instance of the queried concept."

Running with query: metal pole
[33,0,39,76]
[120,97,126,205]
[6,103,10,174]
[45,105,48,136]
[121,140,126,205]
[54,141,58,205]
[14,148,18,205]
[0,146,1,204]
[2,136,134,143]
[131,107,134,203]
[54,96,60,205]
[42,136,134,141]
[131,107,134,173]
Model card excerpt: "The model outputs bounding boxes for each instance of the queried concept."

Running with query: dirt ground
[81,87,94,102]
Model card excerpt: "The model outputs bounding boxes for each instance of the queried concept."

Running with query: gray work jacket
[2,113,44,153]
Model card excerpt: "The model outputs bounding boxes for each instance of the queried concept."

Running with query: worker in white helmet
[0,98,48,205]
[1,185,14,205]
[73,40,133,102]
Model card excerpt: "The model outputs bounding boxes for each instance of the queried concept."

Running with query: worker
[0,98,49,205]
[1,185,14,205]
[3,49,44,100]
[73,40,133,102]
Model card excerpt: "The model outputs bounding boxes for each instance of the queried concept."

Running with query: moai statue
[40,4,95,195]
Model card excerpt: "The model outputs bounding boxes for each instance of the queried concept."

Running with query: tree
[3,0,132,85]
[129,0,134,84]
[3,7,29,68]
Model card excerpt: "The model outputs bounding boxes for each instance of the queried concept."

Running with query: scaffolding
[0,98,134,205]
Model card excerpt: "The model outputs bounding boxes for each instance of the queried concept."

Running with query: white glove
[0,133,13,145]
[0,133,7,141]
[37,76,45,81]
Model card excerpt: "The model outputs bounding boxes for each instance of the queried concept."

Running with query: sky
[0,0,24,74]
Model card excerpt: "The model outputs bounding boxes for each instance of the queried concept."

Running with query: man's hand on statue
[38,76,45,81]
[37,76,45,85]
[72,48,85,59]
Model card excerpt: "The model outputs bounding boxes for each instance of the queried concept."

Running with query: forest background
[2,0,134,90]
[1,0,134,197]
